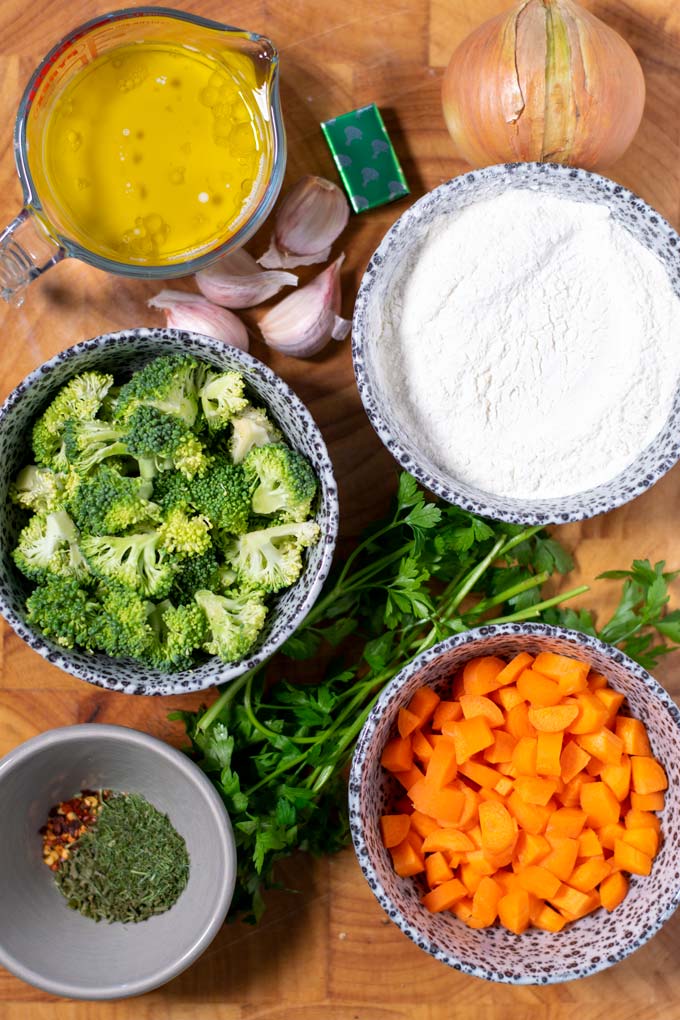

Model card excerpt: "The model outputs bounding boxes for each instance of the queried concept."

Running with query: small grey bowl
[352,162,680,525]
[349,623,680,984]
[0,724,236,1000]
[0,328,339,695]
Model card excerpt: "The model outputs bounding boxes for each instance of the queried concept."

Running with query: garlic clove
[196,249,298,309]
[259,254,351,358]
[258,176,350,270]
[148,290,249,351]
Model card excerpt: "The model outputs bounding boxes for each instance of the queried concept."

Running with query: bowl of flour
[352,163,680,524]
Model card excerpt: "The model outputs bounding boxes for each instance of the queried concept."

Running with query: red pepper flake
[41,790,111,872]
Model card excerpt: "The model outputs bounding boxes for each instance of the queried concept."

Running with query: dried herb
[55,792,190,924]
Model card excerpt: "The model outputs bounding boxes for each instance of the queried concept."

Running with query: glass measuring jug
[0,7,286,305]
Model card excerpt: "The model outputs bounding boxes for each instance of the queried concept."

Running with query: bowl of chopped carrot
[348,622,680,984]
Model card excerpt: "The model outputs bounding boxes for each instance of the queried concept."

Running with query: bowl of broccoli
[0,328,338,694]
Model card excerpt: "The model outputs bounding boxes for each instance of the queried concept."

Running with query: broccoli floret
[244,443,317,522]
[32,372,114,466]
[63,419,128,474]
[114,355,199,428]
[96,581,157,659]
[81,531,176,598]
[168,548,220,604]
[146,599,207,670]
[158,507,211,557]
[198,370,249,431]
[25,576,103,650]
[68,465,161,536]
[223,520,320,593]
[229,406,281,464]
[189,459,252,534]
[125,405,210,480]
[194,588,267,662]
[151,469,192,513]
[10,466,66,514]
[13,510,88,582]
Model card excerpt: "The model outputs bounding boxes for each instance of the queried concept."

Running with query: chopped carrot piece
[425,735,458,788]
[517,865,561,899]
[630,755,667,795]
[479,800,518,855]
[459,693,505,727]
[622,827,659,858]
[548,883,595,919]
[504,702,536,739]
[511,736,538,776]
[485,730,518,764]
[533,652,590,695]
[444,716,494,763]
[494,684,525,712]
[515,776,558,806]
[567,693,609,735]
[393,764,425,790]
[613,839,652,876]
[495,652,534,687]
[594,687,625,726]
[507,792,552,835]
[578,828,603,858]
[598,822,626,851]
[514,831,551,867]
[498,888,531,934]
[495,776,514,797]
[381,736,413,773]
[600,871,628,912]
[601,756,631,801]
[528,704,579,733]
[536,732,563,777]
[471,875,503,927]
[568,856,611,892]
[531,901,567,932]
[458,759,503,789]
[462,656,506,695]
[576,728,624,766]
[398,707,421,739]
[559,772,594,808]
[580,782,620,828]
[408,779,463,824]
[409,810,440,838]
[380,814,411,848]
[421,878,467,912]
[407,686,440,725]
[630,790,665,811]
[425,851,453,888]
[616,717,652,756]
[406,829,424,857]
[560,740,591,784]
[411,729,434,764]
[450,896,475,924]
[422,828,475,854]
[625,809,661,833]
[546,807,587,839]
[453,781,480,830]
[541,836,580,882]
[432,700,462,731]
[390,838,425,878]
[517,669,563,707]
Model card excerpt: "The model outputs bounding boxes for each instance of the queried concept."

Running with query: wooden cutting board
[2,1,680,1016]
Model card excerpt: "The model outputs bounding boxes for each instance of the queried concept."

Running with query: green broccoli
[81,531,176,598]
[13,510,88,582]
[146,599,207,670]
[32,371,114,466]
[244,443,317,522]
[229,406,281,464]
[189,459,252,534]
[114,354,199,428]
[158,507,211,557]
[25,576,103,650]
[10,466,66,514]
[125,405,210,480]
[96,581,157,659]
[68,465,161,536]
[63,419,129,474]
[198,370,249,431]
[151,469,192,513]
[194,588,267,661]
[169,548,221,604]
[223,520,320,593]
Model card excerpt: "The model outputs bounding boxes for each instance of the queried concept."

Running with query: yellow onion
[441,0,645,170]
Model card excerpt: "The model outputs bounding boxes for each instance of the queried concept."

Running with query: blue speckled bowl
[0,328,338,695]
[349,623,680,984]
[352,162,680,525]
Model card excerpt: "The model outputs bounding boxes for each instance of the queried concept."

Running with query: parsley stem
[305,541,412,626]
[197,667,257,732]
[463,570,551,618]
[496,525,544,557]
[483,585,589,624]
[447,537,507,613]
[243,671,284,742]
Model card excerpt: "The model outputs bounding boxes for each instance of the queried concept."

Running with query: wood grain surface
[1,0,680,1016]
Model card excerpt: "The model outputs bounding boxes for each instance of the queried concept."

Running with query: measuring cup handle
[0,208,64,306]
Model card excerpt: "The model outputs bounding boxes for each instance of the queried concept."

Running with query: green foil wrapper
[321,104,410,214]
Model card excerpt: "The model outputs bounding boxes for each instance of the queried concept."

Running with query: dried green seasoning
[54,792,190,924]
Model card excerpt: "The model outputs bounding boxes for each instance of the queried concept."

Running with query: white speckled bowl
[0,328,338,695]
[352,162,680,525]
[349,623,680,984]
[0,724,236,1000]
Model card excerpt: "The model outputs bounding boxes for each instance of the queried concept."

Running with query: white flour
[379,189,680,499]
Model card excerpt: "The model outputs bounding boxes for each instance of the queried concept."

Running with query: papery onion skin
[441,0,645,171]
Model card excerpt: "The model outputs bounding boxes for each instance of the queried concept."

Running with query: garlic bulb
[259,254,351,358]
[148,290,249,351]
[195,249,297,309]
[441,0,645,170]
[259,176,350,270]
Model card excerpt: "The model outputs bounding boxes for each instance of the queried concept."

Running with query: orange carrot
[432,700,462,731]
[515,776,558,806]
[421,878,467,912]
[462,656,506,695]
[389,838,425,878]
[398,707,422,739]
[535,732,563,777]
[576,728,624,766]
[580,782,620,828]
[485,730,518,764]
[425,735,458,788]
[459,694,505,727]
[425,851,453,888]
[615,716,652,756]
[479,800,518,854]
[517,669,563,707]
[613,839,652,876]
[495,651,534,686]
[560,741,591,784]
[498,888,531,935]
[445,716,494,763]
[471,875,503,926]
[380,736,413,773]
[600,871,628,912]
[630,790,665,811]
[630,755,667,795]
[567,693,609,735]
[407,686,441,726]
[528,704,579,732]
[380,814,411,848]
